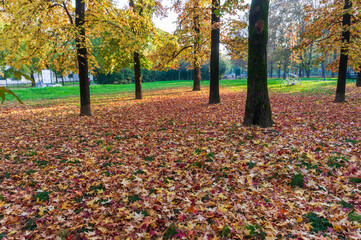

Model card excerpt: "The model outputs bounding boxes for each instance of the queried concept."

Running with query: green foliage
[33,191,50,202]
[128,194,141,203]
[163,224,178,239]
[337,201,354,210]
[0,87,23,104]
[348,211,361,223]
[245,224,266,239]
[24,218,37,231]
[89,184,106,192]
[327,156,348,169]
[304,212,332,233]
[219,225,231,238]
[349,177,361,184]
[290,173,304,188]
[247,161,256,169]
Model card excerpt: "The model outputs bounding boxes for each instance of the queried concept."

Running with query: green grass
[3,78,338,103]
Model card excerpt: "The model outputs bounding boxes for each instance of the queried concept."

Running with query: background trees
[174,0,211,91]
[1,0,361,128]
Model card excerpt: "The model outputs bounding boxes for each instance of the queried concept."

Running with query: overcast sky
[115,0,251,33]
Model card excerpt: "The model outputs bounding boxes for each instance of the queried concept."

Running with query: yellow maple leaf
[244,229,252,235]
[305,222,313,231]
[86,198,98,207]
[38,206,47,216]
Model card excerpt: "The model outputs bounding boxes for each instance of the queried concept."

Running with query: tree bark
[243,0,273,128]
[331,51,337,78]
[134,52,142,99]
[270,61,273,78]
[321,62,326,78]
[75,0,91,116]
[335,0,352,102]
[193,0,202,91]
[283,62,287,79]
[30,70,35,87]
[356,70,361,87]
[193,66,201,91]
[130,0,143,99]
[61,75,65,86]
[209,0,220,104]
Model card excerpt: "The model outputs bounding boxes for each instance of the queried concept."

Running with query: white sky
[115,0,178,32]
[115,0,251,33]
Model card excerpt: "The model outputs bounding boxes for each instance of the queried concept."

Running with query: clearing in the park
[0,81,360,239]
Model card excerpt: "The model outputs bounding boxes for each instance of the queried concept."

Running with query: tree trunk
[209,0,220,104]
[30,70,35,87]
[193,0,201,91]
[193,66,201,91]
[61,75,65,86]
[356,70,361,87]
[335,0,352,103]
[283,62,287,79]
[75,0,91,116]
[134,52,142,99]
[331,51,337,78]
[321,62,326,78]
[244,0,273,128]
[307,44,312,78]
[278,66,281,78]
[270,61,273,78]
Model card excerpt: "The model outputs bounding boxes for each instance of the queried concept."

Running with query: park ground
[0,79,361,239]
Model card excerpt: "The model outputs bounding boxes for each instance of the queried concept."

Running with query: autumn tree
[243,0,273,127]
[91,0,163,100]
[333,0,352,102]
[302,0,361,99]
[0,0,104,111]
[174,0,211,91]
[76,0,91,115]
[209,0,221,103]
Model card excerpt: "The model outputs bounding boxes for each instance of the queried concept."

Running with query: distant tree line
[94,60,228,84]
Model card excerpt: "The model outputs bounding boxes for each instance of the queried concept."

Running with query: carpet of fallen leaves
[0,86,361,240]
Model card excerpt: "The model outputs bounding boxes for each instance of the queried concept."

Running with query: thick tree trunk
[193,66,201,91]
[61,75,65,86]
[335,0,352,102]
[134,52,142,99]
[244,0,273,128]
[209,0,220,104]
[278,66,281,78]
[356,71,361,87]
[75,0,91,116]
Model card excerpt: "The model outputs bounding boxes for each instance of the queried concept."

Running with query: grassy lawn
[3,78,339,103]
